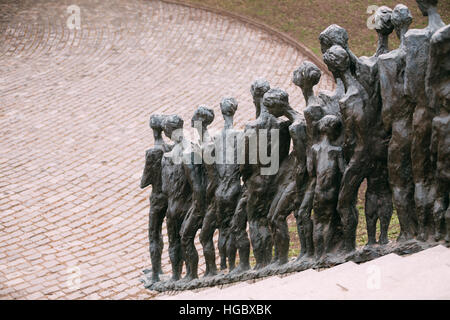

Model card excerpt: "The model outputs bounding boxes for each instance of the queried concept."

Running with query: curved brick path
[0,0,334,299]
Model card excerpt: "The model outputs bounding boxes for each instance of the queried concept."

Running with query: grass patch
[184,0,449,57]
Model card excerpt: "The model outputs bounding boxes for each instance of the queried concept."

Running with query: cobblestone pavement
[0,0,334,299]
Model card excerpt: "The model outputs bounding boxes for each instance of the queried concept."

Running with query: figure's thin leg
[237,230,251,271]
[272,182,296,265]
[392,185,416,241]
[337,157,366,253]
[379,193,393,245]
[199,208,217,277]
[230,193,250,273]
[248,219,263,268]
[323,218,335,254]
[415,182,431,241]
[166,213,183,281]
[268,191,281,264]
[217,200,235,271]
[411,108,434,241]
[274,216,290,265]
[296,179,315,259]
[364,190,378,245]
[388,137,416,241]
[445,193,450,243]
[148,205,160,282]
[218,228,228,271]
[367,162,393,245]
[313,221,324,260]
[181,211,201,281]
[433,181,448,241]
[261,219,274,266]
[226,233,237,271]
[148,200,167,282]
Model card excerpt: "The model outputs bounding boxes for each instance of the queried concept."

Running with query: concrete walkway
[159,245,450,300]
[0,0,333,299]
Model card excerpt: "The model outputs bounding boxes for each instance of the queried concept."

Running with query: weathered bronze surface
[141,0,449,292]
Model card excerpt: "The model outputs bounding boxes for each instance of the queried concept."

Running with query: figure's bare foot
[378,237,389,245]
[180,274,197,283]
[315,255,327,264]
[203,269,218,278]
[253,263,265,270]
[151,274,160,283]
[296,253,314,264]
[170,275,180,282]
[229,264,250,275]
[397,232,407,242]
[417,233,426,242]
[434,231,443,242]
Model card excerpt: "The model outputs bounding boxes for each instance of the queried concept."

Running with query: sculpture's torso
[161,148,192,213]
[379,48,415,133]
[289,119,307,172]
[244,113,290,214]
[355,55,389,160]
[144,147,165,194]
[215,129,242,204]
[312,141,343,195]
[433,114,450,182]
[339,78,370,160]
[404,28,434,106]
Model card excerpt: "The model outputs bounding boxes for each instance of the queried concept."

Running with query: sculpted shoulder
[245,119,258,131]
[146,147,164,162]
[379,48,401,64]
[404,27,432,44]
[289,119,307,137]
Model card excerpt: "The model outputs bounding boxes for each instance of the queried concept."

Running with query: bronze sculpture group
[141,0,449,291]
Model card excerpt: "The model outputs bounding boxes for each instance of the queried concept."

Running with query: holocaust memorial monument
[0,0,449,301]
[140,0,450,295]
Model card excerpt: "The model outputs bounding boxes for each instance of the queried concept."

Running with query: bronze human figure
[200,98,243,274]
[215,98,243,271]
[264,88,307,266]
[310,115,345,260]
[140,115,171,283]
[404,0,446,241]
[161,115,192,281]
[379,4,417,241]
[241,87,291,268]
[229,80,271,274]
[196,107,221,277]
[292,62,323,259]
[323,45,372,253]
[180,106,214,281]
[428,24,450,242]
[228,188,251,274]
[355,6,394,246]
[320,9,395,247]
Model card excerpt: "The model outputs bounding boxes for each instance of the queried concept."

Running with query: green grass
[184,0,450,57]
